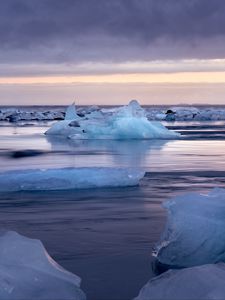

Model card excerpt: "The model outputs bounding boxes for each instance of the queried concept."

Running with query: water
[0,120,225,300]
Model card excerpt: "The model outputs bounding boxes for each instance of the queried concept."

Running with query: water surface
[0,121,225,300]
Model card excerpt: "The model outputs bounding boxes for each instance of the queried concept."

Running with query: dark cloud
[0,0,225,64]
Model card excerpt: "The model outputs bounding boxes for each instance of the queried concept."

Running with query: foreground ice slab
[46,100,179,140]
[0,231,85,300]
[154,188,225,268]
[135,263,225,300]
[0,167,145,191]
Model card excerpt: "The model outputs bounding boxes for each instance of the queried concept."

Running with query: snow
[46,100,179,140]
[153,188,225,268]
[0,230,86,300]
[0,167,145,191]
[135,263,225,300]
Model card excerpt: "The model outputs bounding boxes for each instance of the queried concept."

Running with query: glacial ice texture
[154,188,225,268]
[0,231,86,300]
[64,102,79,120]
[46,100,179,140]
[135,263,225,300]
[0,167,145,191]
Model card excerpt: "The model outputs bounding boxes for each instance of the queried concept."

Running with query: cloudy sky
[1,0,225,105]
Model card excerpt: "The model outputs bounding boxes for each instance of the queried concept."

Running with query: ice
[135,263,225,300]
[45,120,80,136]
[166,106,200,121]
[116,100,146,118]
[46,100,179,140]
[0,167,145,191]
[162,106,225,121]
[65,102,79,120]
[154,188,225,268]
[0,230,85,300]
[1,105,225,123]
[81,105,100,115]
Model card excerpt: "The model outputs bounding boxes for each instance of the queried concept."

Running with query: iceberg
[0,167,145,191]
[0,230,85,300]
[45,119,81,136]
[154,188,225,268]
[64,102,80,120]
[45,103,82,135]
[135,263,225,300]
[46,100,179,140]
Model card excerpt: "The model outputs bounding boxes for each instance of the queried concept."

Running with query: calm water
[1,120,225,300]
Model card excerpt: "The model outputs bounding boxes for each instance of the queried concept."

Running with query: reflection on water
[1,121,225,172]
[0,121,225,300]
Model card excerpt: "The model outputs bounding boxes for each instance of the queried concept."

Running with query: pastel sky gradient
[1,0,225,105]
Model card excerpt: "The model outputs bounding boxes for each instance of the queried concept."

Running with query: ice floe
[0,167,145,191]
[147,106,225,121]
[135,263,225,300]
[0,230,85,300]
[153,188,225,268]
[46,100,179,140]
[1,104,225,122]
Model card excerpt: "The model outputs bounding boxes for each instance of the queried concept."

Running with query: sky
[1,0,225,105]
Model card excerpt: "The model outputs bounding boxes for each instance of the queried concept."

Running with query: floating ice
[116,100,146,118]
[0,108,65,122]
[46,100,179,140]
[0,167,145,191]
[1,105,225,122]
[45,103,81,135]
[154,188,225,268]
[45,120,80,136]
[0,230,85,300]
[65,102,79,120]
[135,263,225,300]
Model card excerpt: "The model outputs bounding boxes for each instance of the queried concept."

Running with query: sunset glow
[1,71,225,85]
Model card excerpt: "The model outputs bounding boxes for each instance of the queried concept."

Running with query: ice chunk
[46,101,179,140]
[154,188,225,268]
[68,118,176,140]
[64,102,79,120]
[0,167,145,191]
[135,263,225,300]
[170,106,200,121]
[0,230,85,300]
[155,113,166,121]
[45,120,81,136]
[117,100,146,118]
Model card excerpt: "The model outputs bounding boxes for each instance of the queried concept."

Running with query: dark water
[0,121,225,300]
